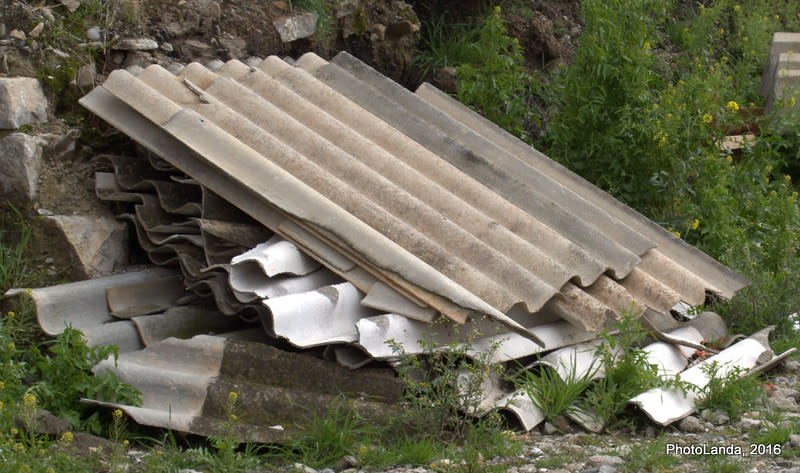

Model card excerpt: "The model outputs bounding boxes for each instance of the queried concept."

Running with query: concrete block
[44,215,129,278]
[760,32,800,97]
[0,133,46,201]
[0,77,49,129]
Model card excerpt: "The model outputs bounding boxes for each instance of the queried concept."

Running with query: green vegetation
[516,353,597,423]
[6,0,800,470]
[623,437,681,473]
[417,5,538,141]
[696,362,765,421]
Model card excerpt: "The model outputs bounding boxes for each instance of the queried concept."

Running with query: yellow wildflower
[673,230,681,238]
[785,174,792,183]
[771,190,778,197]
[13,442,24,453]
[61,431,74,443]
[702,113,713,124]
[766,164,773,173]
[494,5,501,14]
[7,311,14,318]
[123,440,130,446]
[0,381,5,390]
[790,96,796,107]
[727,100,739,112]
[7,342,15,351]
[113,409,123,420]
[23,393,37,408]
[228,391,238,402]
[691,219,700,230]
[743,36,748,42]
[727,155,734,163]
[734,4,741,11]
[10,428,18,436]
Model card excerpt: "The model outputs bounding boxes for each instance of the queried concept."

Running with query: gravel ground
[278,362,800,473]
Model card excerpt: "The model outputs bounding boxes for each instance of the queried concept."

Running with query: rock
[678,416,704,433]
[166,63,185,75]
[528,446,544,457]
[586,455,624,467]
[0,77,49,129]
[125,65,145,76]
[273,12,318,42]
[160,42,174,53]
[9,29,25,41]
[39,8,55,23]
[218,37,247,59]
[769,388,800,411]
[708,411,730,426]
[432,66,457,94]
[737,418,762,430]
[790,434,800,448]
[14,408,72,435]
[43,215,129,277]
[114,38,159,51]
[782,359,800,373]
[74,62,96,88]
[60,0,81,13]
[340,0,420,83]
[86,26,101,41]
[204,58,225,71]
[0,23,6,38]
[0,133,46,202]
[518,465,537,473]
[180,39,215,59]
[29,22,44,39]
[385,19,419,40]
[292,463,317,473]
[333,455,359,470]
[122,51,155,69]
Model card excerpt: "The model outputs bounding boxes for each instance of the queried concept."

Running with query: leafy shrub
[417,6,537,141]
[30,328,141,433]
[455,6,537,141]
[388,324,503,442]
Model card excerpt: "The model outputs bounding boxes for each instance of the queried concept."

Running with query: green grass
[516,355,597,423]
[695,362,766,421]
[623,437,681,473]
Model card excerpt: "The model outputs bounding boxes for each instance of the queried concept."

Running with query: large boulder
[0,133,47,202]
[0,77,49,129]
[42,215,129,278]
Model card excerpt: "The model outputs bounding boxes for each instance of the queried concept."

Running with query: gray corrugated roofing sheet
[79,51,748,344]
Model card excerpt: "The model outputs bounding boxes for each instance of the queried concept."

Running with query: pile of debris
[5,46,794,439]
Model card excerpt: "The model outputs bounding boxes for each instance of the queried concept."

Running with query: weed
[704,455,745,473]
[623,437,680,472]
[277,399,374,469]
[29,327,141,433]
[583,311,679,427]
[416,6,537,141]
[0,205,34,293]
[696,362,765,421]
[388,323,503,443]
[516,354,597,423]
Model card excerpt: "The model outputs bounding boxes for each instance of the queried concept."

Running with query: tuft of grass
[516,354,597,423]
[276,400,375,469]
[0,205,34,293]
[623,437,681,473]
